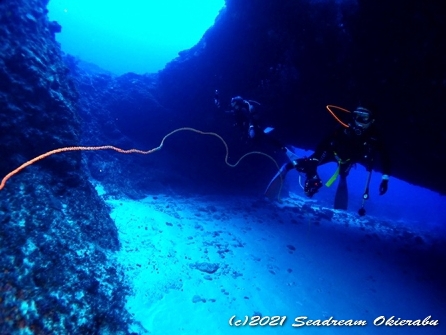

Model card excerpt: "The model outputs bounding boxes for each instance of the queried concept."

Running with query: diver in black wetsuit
[223,95,285,150]
[226,96,263,140]
[266,106,391,200]
[214,91,266,141]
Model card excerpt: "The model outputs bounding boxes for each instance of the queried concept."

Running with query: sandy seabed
[103,190,445,335]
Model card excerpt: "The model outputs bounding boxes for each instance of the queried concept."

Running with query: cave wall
[62,0,446,195]
[0,1,131,332]
[66,61,199,199]
[154,0,446,194]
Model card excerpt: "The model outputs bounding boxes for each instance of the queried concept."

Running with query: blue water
[47,0,225,74]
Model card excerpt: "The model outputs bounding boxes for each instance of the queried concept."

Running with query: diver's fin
[247,100,261,106]
[263,126,274,134]
[334,175,348,210]
[285,147,299,162]
[264,164,289,199]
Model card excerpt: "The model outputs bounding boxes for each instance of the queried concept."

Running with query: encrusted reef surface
[0,1,132,333]
[155,0,446,194]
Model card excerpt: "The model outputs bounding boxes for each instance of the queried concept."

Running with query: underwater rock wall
[65,59,203,198]
[0,1,131,333]
[65,0,446,195]
[155,0,446,194]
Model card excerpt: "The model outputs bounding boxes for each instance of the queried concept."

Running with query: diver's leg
[339,161,352,177]
[334,162,352,209]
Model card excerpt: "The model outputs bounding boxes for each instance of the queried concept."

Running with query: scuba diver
[227,95,267,140]
[214,91,280,147]
[265,106,391,210]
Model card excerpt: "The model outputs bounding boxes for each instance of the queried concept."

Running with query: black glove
[379,179,388,195]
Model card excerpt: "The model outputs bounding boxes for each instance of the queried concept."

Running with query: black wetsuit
[229,98,285,150]
[230,100,260,137]
[289,124,391,177]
